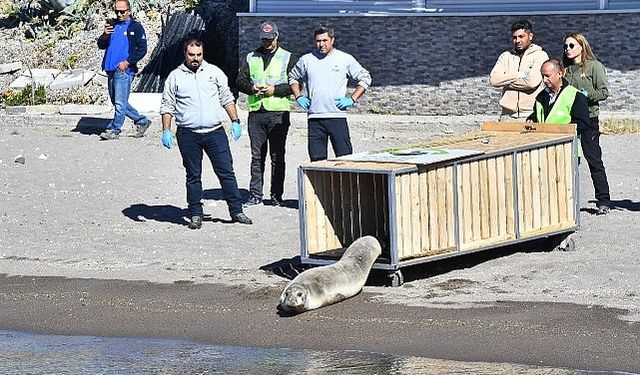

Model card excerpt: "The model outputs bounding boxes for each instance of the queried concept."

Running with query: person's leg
[308,118,329,161]
[105,71,133,134]
[176,127,205,218]
[327,118,353,157]
[581,117,611,209]
[203,128,244,215]
[121,72,149,127]
[267,111,290,200]
[248,112,268,200]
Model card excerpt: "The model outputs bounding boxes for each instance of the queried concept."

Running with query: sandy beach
[0,110,638,372]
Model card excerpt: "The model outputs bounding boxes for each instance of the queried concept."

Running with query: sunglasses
[115,9,129,15]
[564,43,577,50]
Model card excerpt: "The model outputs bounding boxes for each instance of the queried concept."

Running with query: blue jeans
[176,126,243,217]
[106,71,148,133]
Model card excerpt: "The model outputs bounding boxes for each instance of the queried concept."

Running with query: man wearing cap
[237,21,295,207]
[289,24,371,162]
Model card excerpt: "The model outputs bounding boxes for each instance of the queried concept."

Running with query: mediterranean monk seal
[279,236,381,314]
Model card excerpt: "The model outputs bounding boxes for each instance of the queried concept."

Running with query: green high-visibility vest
[535,85,582,155]
[246,48,291,112]
[535,85,578,124]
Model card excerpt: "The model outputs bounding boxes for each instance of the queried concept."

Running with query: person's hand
[580,88,588,98]
[161,129,173,149]
[117,60,129,72]
[260,85,275,96]
[103,21,114,35]
[230,120,242,142]
[296,96,310,109]
[516,71,529,79]
[334,96,355,110]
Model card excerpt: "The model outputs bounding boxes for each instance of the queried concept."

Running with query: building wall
[238,13,639,116]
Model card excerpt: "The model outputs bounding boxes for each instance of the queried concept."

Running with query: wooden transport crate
[298,122,579,275]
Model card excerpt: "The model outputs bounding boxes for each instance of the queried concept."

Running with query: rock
[92,71,108,87]
[128,92,162,116]
[49,69,95,90]
[38,154,48,160]
[5,105,60,115]
[45,0,78,11]
[0,62,21,74]
[10,69,60,90]
[14,155,25,164]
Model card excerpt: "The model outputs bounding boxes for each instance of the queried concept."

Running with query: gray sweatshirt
[289,49,371,119]
[160,61,234,130]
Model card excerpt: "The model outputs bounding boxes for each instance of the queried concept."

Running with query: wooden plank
[521,150,533,232]
[530,148,541,230]
[496,155,507,237]
[479,159,490,239]
[505,154,515,235]
[487,157,499,238]
[428,168,439,249]
[314,170,327,253]
[350,173,361,239]
[394,176,403,259]
[303,171,319,254]
[460,163,472,243]
[401,173,412,259]
[539,148,550,228]
[446,166,456,247]
[564,142,575,223]
[516,153,525,233]
[325,172,339,249]
[419,170,430,253]
[304,160,417,172]
[373,174,383,243]
[556,144,568,223]
[410,172,421,257]
[470,161,481,241]
[437,167,448,247]
[358,174,376,238]
[341,172,353,245]
[547,146,559,225]
[481,122,577,135]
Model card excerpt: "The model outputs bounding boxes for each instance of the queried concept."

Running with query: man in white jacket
[490,19,549,121]
[160,39,252,229]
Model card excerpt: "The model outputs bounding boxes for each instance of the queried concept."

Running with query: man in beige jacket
[490,19,548,121]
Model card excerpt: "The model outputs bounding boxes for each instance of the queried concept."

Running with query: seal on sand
[279,236,381,314]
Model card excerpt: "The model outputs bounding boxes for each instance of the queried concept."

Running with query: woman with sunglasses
[562,32,611,215]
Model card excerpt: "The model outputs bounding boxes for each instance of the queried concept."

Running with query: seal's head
[279,283,308,313]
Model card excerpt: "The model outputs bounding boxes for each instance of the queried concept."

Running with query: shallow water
[0,330,627,374]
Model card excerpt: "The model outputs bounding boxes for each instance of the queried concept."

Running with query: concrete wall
[238,13,640,116]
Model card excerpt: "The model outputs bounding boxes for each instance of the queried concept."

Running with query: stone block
[10,69,60,90]
[59,104,111,115]
[49,69,96,90]
[129,92,162,116]
[5,105,59,115]
[0,62,21,74]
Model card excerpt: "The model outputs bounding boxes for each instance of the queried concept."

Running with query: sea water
[0,330,628,374]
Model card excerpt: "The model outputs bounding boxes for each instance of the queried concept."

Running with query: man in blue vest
[236,21,295,207]
[527,58,611,215]
[97,0,151,140]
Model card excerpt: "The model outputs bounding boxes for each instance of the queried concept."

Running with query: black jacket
[527,78,591,134]
[97,18,147,73]
[236,46,295,99]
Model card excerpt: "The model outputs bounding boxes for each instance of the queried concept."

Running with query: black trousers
[308,118,353,162]
[248,111,290,199]
[581,117,610,206]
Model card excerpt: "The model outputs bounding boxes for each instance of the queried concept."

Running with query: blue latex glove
[161,129,173,149]
[334,96,355,110]
[580,88,588,98]
[230,120,242,142]
[296,96,311,110]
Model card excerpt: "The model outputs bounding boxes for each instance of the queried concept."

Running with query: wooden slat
[351,173,361,239]
[479,159,490,239]
[358,174,376,238]
[428,169,439,249]
[564,142,574,222]
[470,161,481,241]
[496,155,506,237]
[446,166,456,247]
[556,144,568,223]
[410,172,421,257]
[401,173,412,258]
[460,163,472,243]
[314,171,327,253]
[481,122,577,134]
[325,172,339,249]
[394,176,403,258]
[303,171,319,254]
[437,167,448,247]
[530,148,541,229]
[521,151,533,232]
[505,153,515,235]
[341,172,353,244]
[539,148,550,228]
[419,170,430,252]
[547,146,559,225]
[487,157,499,238]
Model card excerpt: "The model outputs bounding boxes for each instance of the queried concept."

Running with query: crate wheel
[388,270,404,287]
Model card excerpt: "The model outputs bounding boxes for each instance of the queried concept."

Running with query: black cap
[260,21,278,39]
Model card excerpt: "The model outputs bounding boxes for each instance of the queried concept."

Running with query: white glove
[580,88,589,98]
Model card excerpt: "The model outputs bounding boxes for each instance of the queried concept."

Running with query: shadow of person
[71,117,111,135]
[611,199,640,212]
[122,204,188,226]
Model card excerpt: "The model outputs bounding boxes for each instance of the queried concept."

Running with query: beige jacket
[490,43,548,118]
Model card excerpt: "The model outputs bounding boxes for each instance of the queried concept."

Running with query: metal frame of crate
[298,123,579,284]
